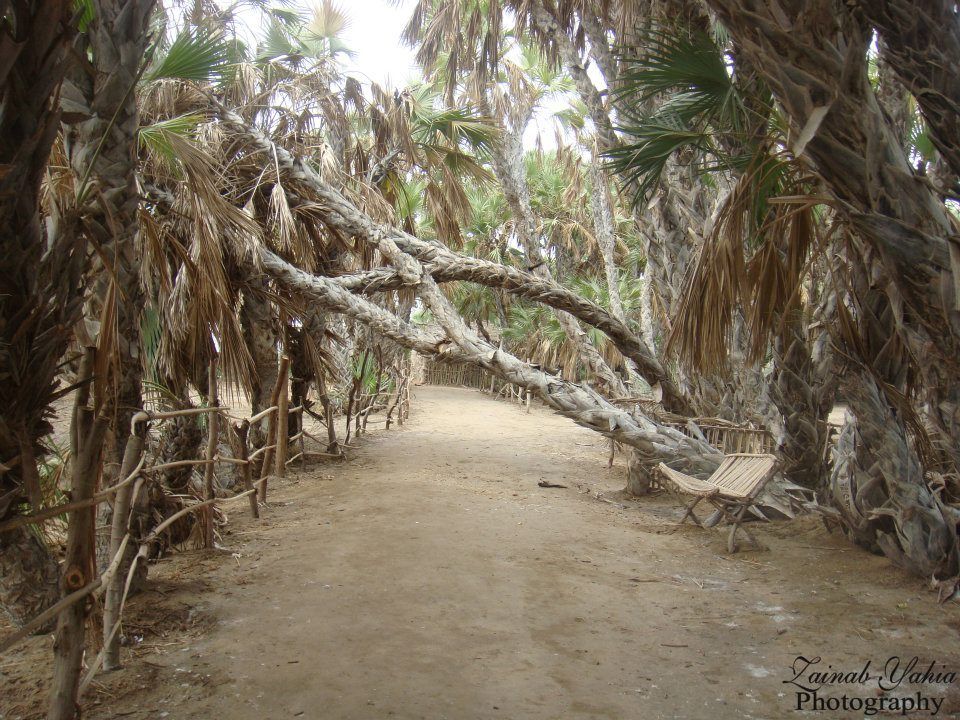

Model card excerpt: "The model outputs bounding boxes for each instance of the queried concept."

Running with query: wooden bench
[657,453,780,553]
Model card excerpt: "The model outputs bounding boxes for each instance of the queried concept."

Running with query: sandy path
[5,386,959,719]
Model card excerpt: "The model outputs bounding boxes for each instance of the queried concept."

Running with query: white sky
[338,0,420,88]
[227,0,581,148]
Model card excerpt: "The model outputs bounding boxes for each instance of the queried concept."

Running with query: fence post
[275,357,289,478]
[235,420,258,519]
[259,356,289,503]
[203,356,219,549]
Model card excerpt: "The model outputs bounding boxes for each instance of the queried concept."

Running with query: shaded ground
[3,386,959,719]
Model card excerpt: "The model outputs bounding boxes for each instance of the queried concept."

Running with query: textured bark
[65,0,156,625]
[156,396,203,494]
[217,105,723,483]
[531,3,763,421]
[0,526,60,631]
[0,0,79,626]
[860,0,960,183]
[67,0,154,445]
[327,243,686,409]
[530,4,618,152]
[826,373,959,578]
[240,285,279,476]
[770,308,833,488]
[589,155,627,325]
[479,90,630,397]
[704,0,960,487]
[703,1,960,365]
[48,390,108,720]
[103,422,146,670]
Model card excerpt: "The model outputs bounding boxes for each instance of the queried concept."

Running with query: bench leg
[726,503,765,553]
[680,496,707,527]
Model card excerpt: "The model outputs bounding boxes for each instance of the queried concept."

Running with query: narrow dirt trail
[35,386,958,719]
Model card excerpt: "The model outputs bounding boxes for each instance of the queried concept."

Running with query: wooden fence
[0,352,413,700]
[421,361,489,390]
[665,423,776,454]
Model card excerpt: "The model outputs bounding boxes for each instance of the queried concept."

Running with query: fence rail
[421,362,489,390]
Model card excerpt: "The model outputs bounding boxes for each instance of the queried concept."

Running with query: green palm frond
[613,27,737,121]
[139,113,203,171]
[605,119,714,202]
[608,26,754,206]
[146,28,230,83]
[74,0,95,31]
[302,0,354,59]
[258,18,306,62]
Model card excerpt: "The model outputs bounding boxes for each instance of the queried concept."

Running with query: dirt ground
[2,386,959,719]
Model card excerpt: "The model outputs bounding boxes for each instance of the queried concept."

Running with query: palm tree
[696,0,960,580]
[0,0,80,631]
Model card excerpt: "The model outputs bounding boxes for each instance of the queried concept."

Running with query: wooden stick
[214,455,249,466]
[298,407,306,469]
[0,453,146,535]
[248,405,278,426]
[49,348,108,720]
[248,443,276,461]
[148,458,214,472]
[275,355,289,478]
[202,357,219,549]
[233,420,258,519]
[258,357,288,503]
[103,421,146,671]
[133,406,226,422]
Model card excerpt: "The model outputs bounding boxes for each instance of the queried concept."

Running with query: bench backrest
[711,454,779,496]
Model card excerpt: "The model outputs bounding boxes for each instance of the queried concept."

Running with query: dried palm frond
[666,150,822,373]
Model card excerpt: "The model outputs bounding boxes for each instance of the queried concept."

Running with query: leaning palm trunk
[825,372,959,579]
[703,0,960,475]
[263,248,723,477]
[589,155,627,326]
[480,94,629,398]
[0,0,78,626]
[531,4,772,423]
[213,104,721,487]
[860,0,960,182]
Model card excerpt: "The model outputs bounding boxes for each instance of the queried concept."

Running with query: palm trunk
[218,105,722,490]
[240,285,279,476]
[702,2,960,449]
[770,307,833,488]
[478,92,632,400]
[0,0,79,626]
[48,354,109,720]
[156,391,203,494]
[861,0,960,182]
[263,247,723,477]
[827,372,959,578]
[0,526,61,631]
[589,155,627,325]
[51,0,156,697]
